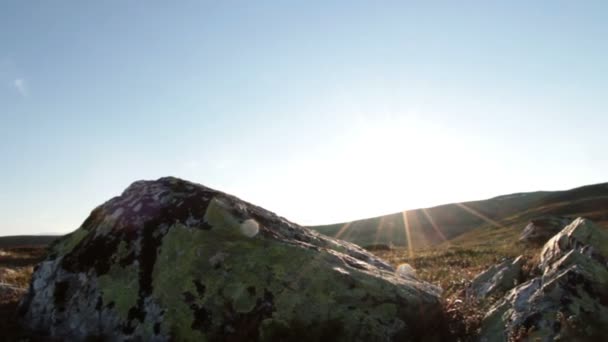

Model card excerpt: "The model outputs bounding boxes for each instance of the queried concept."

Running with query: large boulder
[468,256,524,299]
[519,216,573,245]
[18,177,446,341]
[479,218,608,341]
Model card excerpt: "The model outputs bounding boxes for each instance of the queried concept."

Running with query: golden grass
[372,237,542,341]
[0,247,47,340]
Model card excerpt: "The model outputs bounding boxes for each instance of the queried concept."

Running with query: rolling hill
[309,182,608,250]
[0,235,59,249]
[2,182,607,252]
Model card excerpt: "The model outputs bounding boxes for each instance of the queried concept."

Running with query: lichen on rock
[19,177,446,341]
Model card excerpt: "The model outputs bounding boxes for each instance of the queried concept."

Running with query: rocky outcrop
[539,217,608,270]
[18,177,446,341]
[479,218,608,341]
[519,216,572,245]
[468,256,524,299]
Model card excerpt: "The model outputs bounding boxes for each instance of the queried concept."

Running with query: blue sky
[1,1,607,236]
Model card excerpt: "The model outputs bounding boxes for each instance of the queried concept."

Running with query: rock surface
[480,218,608,341]
[468,256,524,299]
[519,216,572,245]
[19,177,446,341]
[539,217,608,270]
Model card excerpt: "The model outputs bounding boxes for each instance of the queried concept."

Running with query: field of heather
[0,247,47,340]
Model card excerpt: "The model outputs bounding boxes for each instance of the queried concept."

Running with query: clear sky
[1,1,607,236]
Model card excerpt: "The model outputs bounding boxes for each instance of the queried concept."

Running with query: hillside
[310,182,608,250]
[0,235,58,249]
[3,183,607,252]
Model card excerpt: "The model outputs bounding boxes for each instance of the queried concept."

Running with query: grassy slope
[310,182,608,249]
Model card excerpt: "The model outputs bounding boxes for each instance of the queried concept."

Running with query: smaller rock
[480,250,608,341]
[469,256,524,299]
[539,217,608,270]
[519,215,572,245]
[396,263,417,279]
[479,217,608,341]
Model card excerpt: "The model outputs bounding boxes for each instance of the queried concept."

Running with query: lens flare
[421,208,448,243]
[401,210,414,258]
[455,203,504,229]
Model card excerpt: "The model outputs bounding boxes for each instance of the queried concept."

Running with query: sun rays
[326,200,504,261]
[454,203,505,229]
[421,208,448,244]
[372,216,387,247]
[401,210,414,258]
[334,221,353,240]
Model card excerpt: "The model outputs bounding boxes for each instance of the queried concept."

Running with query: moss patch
[97,263,139,319]
[147,200,424,341]
[52,228,89,256]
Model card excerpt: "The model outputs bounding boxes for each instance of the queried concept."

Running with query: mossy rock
[19,177,446,341]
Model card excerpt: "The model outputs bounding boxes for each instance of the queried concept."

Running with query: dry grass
[0,248,42,293]
[0,247,47,341]
[373,242,541,341]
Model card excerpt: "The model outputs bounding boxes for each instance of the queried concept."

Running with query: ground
[375,243,541,340]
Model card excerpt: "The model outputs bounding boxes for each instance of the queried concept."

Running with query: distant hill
[0,235,59,249]
[3,183,608,252]
[310,183,608,250]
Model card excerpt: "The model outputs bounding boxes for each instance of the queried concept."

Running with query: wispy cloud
[13,78,28,97]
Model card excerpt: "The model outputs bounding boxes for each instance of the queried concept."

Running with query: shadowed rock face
[480,218,608,341]
[19,177,446,341]
[469,256,524,299]
[519,216,573,245]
